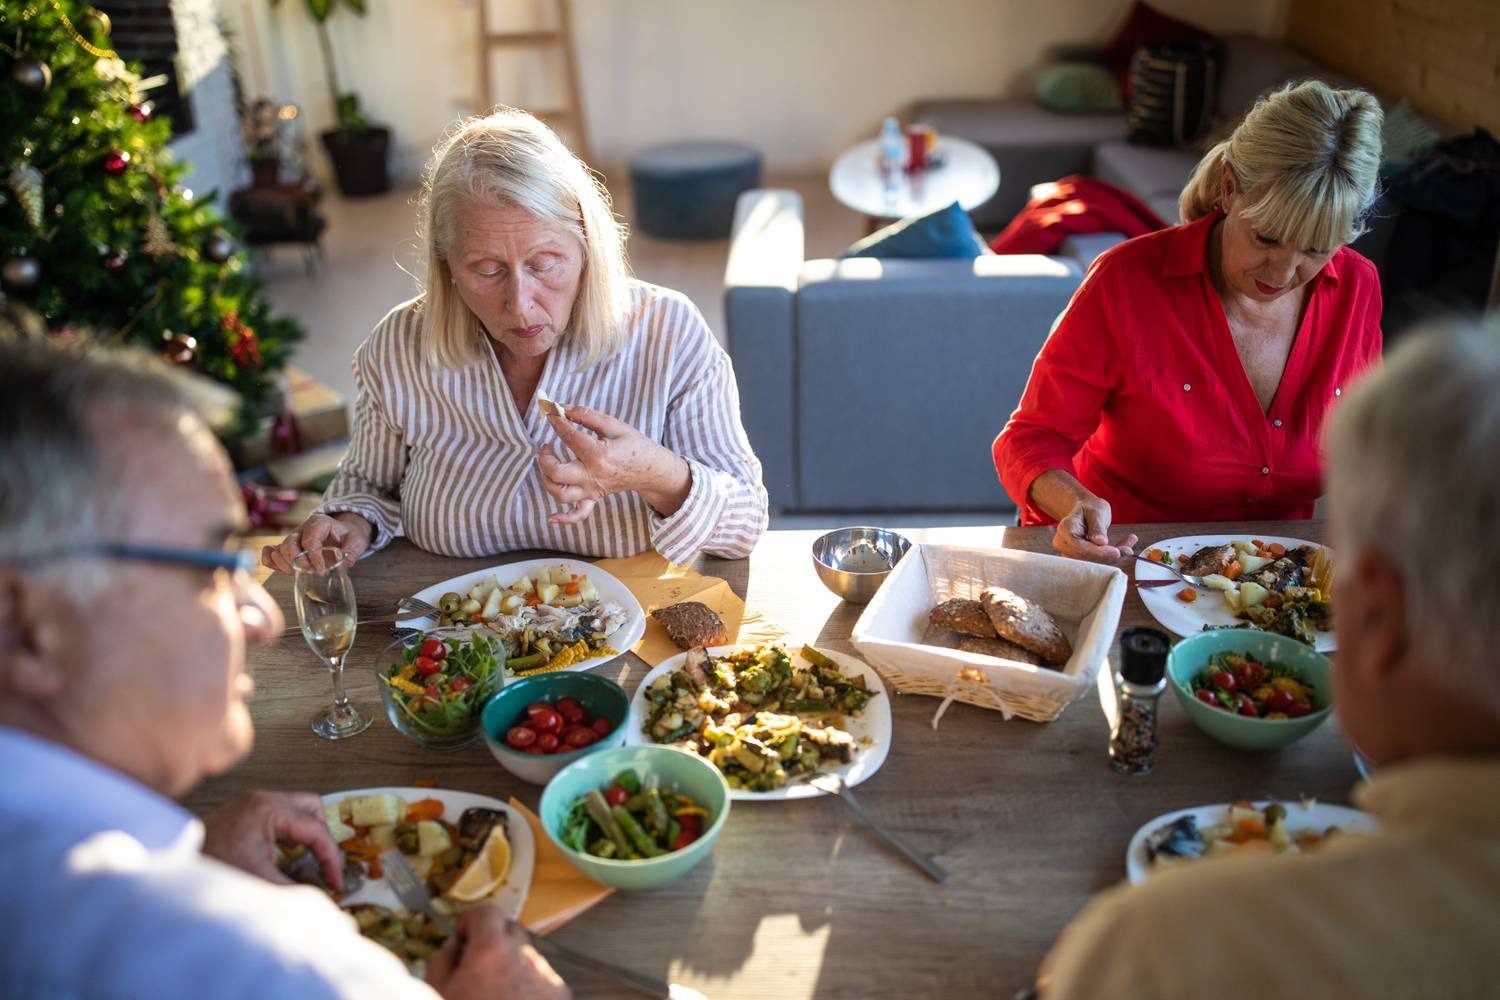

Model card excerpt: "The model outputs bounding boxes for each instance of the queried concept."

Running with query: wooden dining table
[190,519,1357,999]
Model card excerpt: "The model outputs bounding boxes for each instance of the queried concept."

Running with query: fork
[381,852,703,999]
[1132,552,1212,589]
[804,772,948,883]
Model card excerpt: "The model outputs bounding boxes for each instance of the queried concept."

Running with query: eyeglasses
[13,542,258,576]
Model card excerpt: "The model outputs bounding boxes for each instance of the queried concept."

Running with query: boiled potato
[537,582,560,605]
[349,794,403,827]
[1238,582,1270,608]
[417,820,452,857]
[556,594,584,608]
[1238,554,1270,574]
[468,578,497,605]
[512,575,535,595]
[578,578,598,601]
[369,824,397,851]
[480,587,504,619]
[1231,540,1257,556]
[459,598,482,617]
[1202,574,1236,592]
[325,804,356,843]
[499,593,526,614]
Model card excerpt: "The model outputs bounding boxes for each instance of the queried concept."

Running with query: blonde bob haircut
[1180,80,1383,252]
[417,108,633,370]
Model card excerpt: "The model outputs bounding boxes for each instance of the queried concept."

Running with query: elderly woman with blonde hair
[993,80,1385,562]
[265,110,768,572]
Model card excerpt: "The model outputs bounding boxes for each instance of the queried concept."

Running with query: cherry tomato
[1195,688,1219,707]
[1264,689,1296,713]
[1237,699,1260,718]
[419,638,447,660]
[535,732,561,753]
[1210,671,1236,692]
[564,727,596,748]
[527,706,563,734]
[505,725,537,749]
[671,830,699,851]
[591,717,614,737]
[524,744,548,755]
[450,675,473,693]
[1286,701,1312,718]
[604,785,629,806]
[555,697,587,724]
[675,813,703,836]
[414,655,442,676]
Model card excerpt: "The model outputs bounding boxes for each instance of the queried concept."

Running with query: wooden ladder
[477,0,591,163]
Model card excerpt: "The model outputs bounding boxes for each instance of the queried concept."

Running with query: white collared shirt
[0,727,436,999]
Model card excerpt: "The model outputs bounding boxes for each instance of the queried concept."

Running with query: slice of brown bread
[979,586,1072,665]
[650,601,730,649]
[928,598,997,638]
[954,634,1046,666]
[920,624,965,649]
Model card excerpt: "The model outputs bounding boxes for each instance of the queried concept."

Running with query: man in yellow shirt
[1039,318,1500,1000]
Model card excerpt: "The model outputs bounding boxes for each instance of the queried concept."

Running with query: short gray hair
[417,108,634,371]
[0,310,229,579]
[1326,316,1500,711]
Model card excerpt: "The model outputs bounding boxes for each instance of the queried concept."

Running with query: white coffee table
[829,136,1000,230]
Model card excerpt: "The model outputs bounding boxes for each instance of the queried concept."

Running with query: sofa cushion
[1035,62,1123,114]
[1092,140,1200,201]
[1099,1,1215,97]
[842,201,989,260]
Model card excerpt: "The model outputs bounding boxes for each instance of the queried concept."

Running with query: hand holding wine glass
[292,546,372,740]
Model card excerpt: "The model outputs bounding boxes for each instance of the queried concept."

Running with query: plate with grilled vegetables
[623,642,892,800]
[286,788,534,974]
[404,559,646,675]
[1135,535,1336,651]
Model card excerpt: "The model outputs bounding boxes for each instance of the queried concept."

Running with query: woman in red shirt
[994,81,1385,561]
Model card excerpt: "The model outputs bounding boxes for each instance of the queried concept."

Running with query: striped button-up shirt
[317,282,768,564]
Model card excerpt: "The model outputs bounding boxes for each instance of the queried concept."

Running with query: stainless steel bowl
[811,526,912,604]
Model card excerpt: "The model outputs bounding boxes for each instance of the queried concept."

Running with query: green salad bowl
[1167,628,1333,751]
[539,745,730,890]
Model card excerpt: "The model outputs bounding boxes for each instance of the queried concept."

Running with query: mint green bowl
[1167,629,1333,751]
[539,745,730,890]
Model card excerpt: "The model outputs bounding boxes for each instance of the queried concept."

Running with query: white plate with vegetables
[1135,534,1336,651]
[623,643,892,801]
[320,787,535,917]
[1125,799,1376,884]
[405,559,646,673]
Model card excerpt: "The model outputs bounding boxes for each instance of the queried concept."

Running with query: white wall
[168,0,241,206]
[221,0,1287,183]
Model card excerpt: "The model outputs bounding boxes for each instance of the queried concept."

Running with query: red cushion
[1099,1,1215,97]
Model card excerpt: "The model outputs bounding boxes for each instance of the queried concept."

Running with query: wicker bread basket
[851,543,1127,723]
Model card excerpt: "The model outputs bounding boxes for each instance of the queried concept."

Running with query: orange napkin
[592,551,789,666]
[509,797,613,935]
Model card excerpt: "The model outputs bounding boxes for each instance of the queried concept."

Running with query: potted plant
[242,97,285,188]
[271,0,391,197]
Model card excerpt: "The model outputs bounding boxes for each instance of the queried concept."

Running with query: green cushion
[1034,62,1123,114]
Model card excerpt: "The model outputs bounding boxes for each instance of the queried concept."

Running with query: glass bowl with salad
[538,745,730,890]
[377,628,505,751]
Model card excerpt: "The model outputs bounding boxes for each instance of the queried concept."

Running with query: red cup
[906,125,934,172]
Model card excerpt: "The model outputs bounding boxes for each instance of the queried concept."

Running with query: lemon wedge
[444,824,512,903]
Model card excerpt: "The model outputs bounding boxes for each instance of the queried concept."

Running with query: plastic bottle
[1109,627,1170,775]
[878,116,904,176]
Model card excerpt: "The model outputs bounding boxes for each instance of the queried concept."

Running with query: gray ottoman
[630,141,762,239]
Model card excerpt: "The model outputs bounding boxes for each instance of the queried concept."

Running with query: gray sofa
[724,189,1084,514]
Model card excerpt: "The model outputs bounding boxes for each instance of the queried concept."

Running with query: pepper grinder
[1109,627,1170,775]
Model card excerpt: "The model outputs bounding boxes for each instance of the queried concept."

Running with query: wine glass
[292,546,372,740]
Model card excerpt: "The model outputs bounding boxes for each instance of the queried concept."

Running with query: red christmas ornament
[103,151,130,175]
[222,311,262,369]
[129,102,152,122]
[162,333,198,366]
[241,482,300,529]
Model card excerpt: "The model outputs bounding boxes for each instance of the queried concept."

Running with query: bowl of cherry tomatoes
[481,672,629,784]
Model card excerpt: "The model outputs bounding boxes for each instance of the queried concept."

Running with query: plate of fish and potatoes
[1135,535,1336,651]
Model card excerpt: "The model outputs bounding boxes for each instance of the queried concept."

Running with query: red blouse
[993,212,1382,526]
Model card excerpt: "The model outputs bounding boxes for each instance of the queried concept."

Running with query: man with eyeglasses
[0,316,568,999]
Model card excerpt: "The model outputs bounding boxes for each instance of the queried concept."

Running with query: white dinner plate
[623,645,893,801]
[1135,534,1336,651]
[322,786,535,919]
[1125,800,1376,884]
[404,558,647,672]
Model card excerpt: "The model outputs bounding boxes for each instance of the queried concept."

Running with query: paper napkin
[510,797,613,935]
[592,551,789,666]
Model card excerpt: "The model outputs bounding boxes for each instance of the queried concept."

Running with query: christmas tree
[0,0,300,437]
